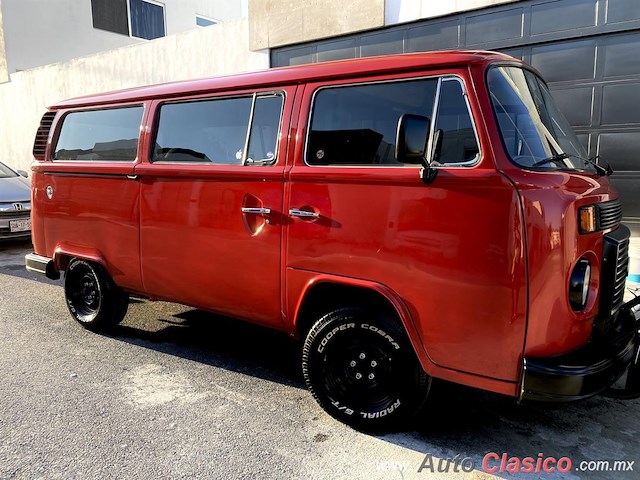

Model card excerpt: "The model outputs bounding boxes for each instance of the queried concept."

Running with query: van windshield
[487,66,594,173]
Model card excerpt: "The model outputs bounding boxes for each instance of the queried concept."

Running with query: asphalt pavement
[1,239,640,480]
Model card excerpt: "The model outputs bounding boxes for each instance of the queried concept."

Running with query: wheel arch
[53,245,107,273]
[291,274,431,373]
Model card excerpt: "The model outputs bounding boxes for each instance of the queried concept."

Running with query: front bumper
[520,295,640,402]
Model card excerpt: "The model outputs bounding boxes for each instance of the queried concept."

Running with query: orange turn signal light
[579,205,597,234]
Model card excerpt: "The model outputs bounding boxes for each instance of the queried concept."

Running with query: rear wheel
[302,307,430,432]
[64,259,129,330]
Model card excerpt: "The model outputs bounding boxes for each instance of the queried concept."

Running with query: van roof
[52,50,517,109]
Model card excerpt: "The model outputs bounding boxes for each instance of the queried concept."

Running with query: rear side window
[153,93,283,165]
[54,106,143,162]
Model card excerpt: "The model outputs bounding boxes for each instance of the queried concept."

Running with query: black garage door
[272,0,640,234]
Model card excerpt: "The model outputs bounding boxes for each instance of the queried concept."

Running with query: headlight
[569,258,591,311]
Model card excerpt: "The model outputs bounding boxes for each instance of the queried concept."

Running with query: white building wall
[384,0,521,24]
[0,18,268,171]
[163,0,243,35]
[1,0,243,74]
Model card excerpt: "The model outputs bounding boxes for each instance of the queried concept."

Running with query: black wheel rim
[70,270,101,318]
[318,330,407,415]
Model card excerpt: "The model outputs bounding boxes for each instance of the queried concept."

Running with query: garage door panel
[361,30,404,57]
[598,132,640,171]
[406,20,459,51]
[603,33,640,78]
[466,8,523,45]
[531,0,597,35]
[550,86,593,126]
[606,0,640,25]
[531,40,596,82]
[601,83,640,125]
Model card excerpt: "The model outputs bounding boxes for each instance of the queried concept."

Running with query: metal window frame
[128,0,167,40]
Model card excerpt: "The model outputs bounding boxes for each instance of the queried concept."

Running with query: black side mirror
[396,114,437,184]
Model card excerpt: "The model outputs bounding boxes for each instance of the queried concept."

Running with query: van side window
[54,106,143,162]
[432,79,480,165]
[307,79,438,166]
[153,93,283,165]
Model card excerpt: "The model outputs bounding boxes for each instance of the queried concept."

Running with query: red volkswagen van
[26,51,640,430]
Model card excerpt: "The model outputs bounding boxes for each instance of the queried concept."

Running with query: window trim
[303,74,482,169]
[128,0,166,41]
[150,91,286,166]
[430,77,482,168]
[51,104,145,164]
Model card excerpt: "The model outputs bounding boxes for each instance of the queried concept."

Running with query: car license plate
[9,218,31,233]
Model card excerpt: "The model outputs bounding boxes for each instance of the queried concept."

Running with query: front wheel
[64,259,129,330]
[302,307,430,432]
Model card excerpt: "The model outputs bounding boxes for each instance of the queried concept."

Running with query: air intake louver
[32,112,56,160]
[598,199,623,231]
[599,227,630,321]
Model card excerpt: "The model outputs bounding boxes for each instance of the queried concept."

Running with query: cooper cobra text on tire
[302,307,430,432]
[64,259,129,330]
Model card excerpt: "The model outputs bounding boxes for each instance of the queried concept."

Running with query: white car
[0,161,31,240]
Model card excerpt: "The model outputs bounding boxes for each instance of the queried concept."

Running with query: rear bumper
[520,295,640,402]
[25,253,60,280]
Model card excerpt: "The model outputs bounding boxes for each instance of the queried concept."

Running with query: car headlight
[569,258,591,311]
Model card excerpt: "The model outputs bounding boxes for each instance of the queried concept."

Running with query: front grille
[611,238,629,310]
[599,226,630,322]
[0,210,30,219]
[32,111,56,160]
[598,199,623,231]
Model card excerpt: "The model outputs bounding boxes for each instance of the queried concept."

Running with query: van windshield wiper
[532,152,613,176]
[584,155,613,176]
[531,152,571,168]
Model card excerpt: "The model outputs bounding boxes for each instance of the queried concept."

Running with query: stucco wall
[248,0,385,50]
[0,18,268,171]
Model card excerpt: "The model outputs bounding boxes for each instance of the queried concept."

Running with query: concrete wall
[248,0,385,50]
[0,18,269,172]
[1,0,244,74]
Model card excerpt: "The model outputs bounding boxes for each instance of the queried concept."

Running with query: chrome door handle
[241,207,271,214]
[289,208,320,218]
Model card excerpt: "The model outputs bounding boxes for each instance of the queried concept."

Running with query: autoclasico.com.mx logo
[378,452,635,475]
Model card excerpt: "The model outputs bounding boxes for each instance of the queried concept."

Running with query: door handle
[127,174,138,180]
[289,208,320,218]
[241,207,271,215]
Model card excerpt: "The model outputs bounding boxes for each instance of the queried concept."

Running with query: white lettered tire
[64,259,129,330]
[302,307,430,432]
